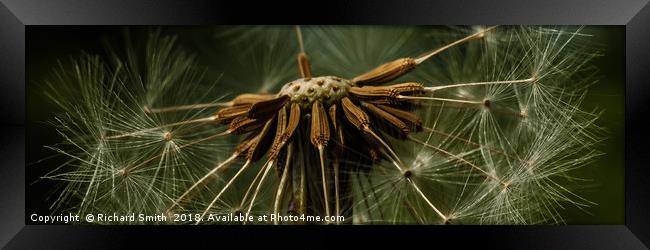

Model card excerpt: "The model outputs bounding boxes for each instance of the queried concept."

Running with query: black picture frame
[1,0,648,248]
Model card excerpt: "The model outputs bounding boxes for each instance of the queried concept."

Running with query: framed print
[1,0,648,248]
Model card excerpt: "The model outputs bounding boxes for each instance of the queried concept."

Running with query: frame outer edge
[626,1,650,248]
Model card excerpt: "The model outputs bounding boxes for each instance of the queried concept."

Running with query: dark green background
[26,26,624,224]
[565,26,625,224]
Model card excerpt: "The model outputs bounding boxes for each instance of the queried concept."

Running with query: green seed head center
[279,76,351,108]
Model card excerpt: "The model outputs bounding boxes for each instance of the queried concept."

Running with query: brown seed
[328,104,338,130]
[248,95,289,119]
[349,86,394,104]
[350,82,424,105]
[268,106,287,160]
[341,97,370,130]
[293,85,301,92]
[215,104,251,124]
[316,80,325,86]
[247,117,277,161]
[229,116,265,134]
[310,101,330,147]
[377,105,422,131]
[231,93,276,106]
[284,103,301,142]
[298,53,312,79]
[351,58,416,85]
[362,102,410,136]
[388,82,424,94]
[235,133,260,156]
[269,103,301,160]
[329,104,345,150]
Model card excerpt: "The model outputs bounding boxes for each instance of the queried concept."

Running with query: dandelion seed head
[38,26,604,225]
[279,75,351,108]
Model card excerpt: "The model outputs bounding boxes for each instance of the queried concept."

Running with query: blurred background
[26,26,624,224]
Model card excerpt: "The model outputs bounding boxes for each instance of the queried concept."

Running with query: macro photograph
[26,25,624,225]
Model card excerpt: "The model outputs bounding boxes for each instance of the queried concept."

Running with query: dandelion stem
[364,126,403,167]
[318,145,331,219]
[407,178,447,222]
[273,144,292,225]
[239,160,268,209]
[244,160,274,224]
[414,26,498,64]
[295,25,312,79]
[144,102,232,113]
[397,95,484,105]
[424,77,535,92]
[197,160,252,224]
[167,153,238,212]
[295,25,306,55]
[297,154,307,217]
[333,160,341,223]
